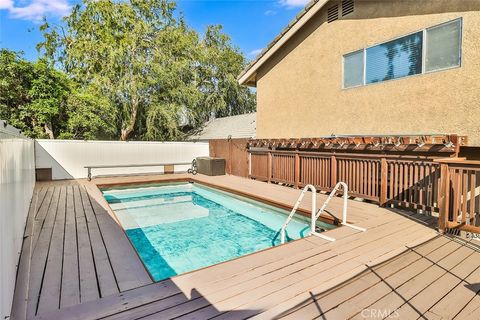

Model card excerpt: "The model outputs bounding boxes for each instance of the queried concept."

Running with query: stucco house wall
[254,0,480,145]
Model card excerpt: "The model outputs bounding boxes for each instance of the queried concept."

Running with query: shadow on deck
[10,174,473,320]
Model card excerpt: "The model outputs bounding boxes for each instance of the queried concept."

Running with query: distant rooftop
[189,113,256,140]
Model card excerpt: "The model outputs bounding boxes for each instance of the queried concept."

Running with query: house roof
[189,113,256,140]
[238,0,330,86]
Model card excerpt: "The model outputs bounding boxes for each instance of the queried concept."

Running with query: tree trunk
[120,98,138,141]
[44,121,55,139]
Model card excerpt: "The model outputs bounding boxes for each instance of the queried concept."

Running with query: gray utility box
[196,157,226,176]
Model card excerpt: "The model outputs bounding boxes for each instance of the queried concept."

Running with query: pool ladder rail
[280,182,367,244]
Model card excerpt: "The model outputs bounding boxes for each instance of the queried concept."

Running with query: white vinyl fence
[35,139,210,180]
[0,121,35,320]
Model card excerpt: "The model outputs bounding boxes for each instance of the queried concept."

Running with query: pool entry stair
[280,182,366,244]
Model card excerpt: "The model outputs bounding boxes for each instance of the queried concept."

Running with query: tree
[39,0,255,141]
[60,85,118,140]
[0,49,118,139]
[0,49,34,134]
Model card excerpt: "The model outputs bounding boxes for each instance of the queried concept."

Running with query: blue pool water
[102,182,332,281]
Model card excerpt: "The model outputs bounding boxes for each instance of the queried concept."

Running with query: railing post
[380,157,388,206]
[438,163,450,233]
[267,151,272,183]
[294,152,300,189]
[331,155,337,188]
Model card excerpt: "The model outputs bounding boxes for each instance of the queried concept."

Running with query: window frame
[342,49,365,89]
[424,18,463,74]
[342,17,463,89]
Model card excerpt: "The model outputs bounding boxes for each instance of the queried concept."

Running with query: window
[366,32,423,84]
[426,19,462,72]
[343,50,364,88]
[343,18,462,88]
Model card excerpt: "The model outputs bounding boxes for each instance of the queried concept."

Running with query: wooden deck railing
[438,159,480,234]
[249,150,480,234]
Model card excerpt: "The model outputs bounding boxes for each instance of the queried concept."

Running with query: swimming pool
[102,182,333,281]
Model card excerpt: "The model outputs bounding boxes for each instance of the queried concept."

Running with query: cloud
[249,49,263,57]
[278,0,310,9]
[0,0,13,9]
[1,0,71,21]
[264,10,277,16]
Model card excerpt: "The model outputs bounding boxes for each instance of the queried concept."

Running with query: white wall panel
[35,140,209,180]
[0,122,35,319]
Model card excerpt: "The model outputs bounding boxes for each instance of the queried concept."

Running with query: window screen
[426,19,462,72]
[366,32,423,84]
[342,18,462,89]
[343,50,364,88]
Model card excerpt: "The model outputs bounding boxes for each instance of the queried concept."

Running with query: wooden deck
[10,174,478,320]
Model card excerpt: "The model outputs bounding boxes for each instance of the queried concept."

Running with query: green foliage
[0,49,34,133]
[60,86,118,140]
[37,0,255,141]
[0,49,117,139]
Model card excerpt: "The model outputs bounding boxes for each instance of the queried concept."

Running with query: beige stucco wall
[255,0,480,145]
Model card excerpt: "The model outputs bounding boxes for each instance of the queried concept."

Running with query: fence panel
[0,122,35,320]
[35,139,209,180]
[386,160,440,212]
[336,157,381,201]
[209,139,249,177]
[299,154,331,191]
[271,152,295,184]
[247,147,480,235]
[445,165,480,233]
[250,152,270,181]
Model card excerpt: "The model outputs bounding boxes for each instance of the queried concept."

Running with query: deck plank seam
[217,226,436,318]
[32,187,56,253]
[248,236,448,319]
[38,186,68,314]
[137,219,432,319]
[85,187,122,295]
[59,186,68,310]
[188,216,418,297]
[31,187,61,317]
[423,258,480,319]
[290,237,466,319]
[75,185,102,303]
[10,187,44,320]
[356,240,478,319]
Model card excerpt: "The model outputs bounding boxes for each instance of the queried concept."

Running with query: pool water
[102,182,332,281]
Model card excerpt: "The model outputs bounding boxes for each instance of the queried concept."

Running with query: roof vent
[327,5,339,23]
[342,0,354,16]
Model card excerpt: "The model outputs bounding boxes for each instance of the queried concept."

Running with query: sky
[0,0,309,61]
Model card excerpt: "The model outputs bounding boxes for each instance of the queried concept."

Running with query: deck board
[26,187,60,319]
[60,186,80,309]
[10,174,480,320]
[74,185,100,304]
[37,186,67,314]
[79,187,119,297]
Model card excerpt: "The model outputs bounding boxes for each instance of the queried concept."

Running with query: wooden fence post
[438,163,450,233]
[294,152,300,189]
[228,139,232,175]
[380,157,388,206]
[331,155,337,188]
[267,151,272,183]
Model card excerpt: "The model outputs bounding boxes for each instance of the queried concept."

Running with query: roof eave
[238,0,330,87]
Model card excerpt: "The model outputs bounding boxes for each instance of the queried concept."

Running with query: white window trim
[342,17,463,90]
